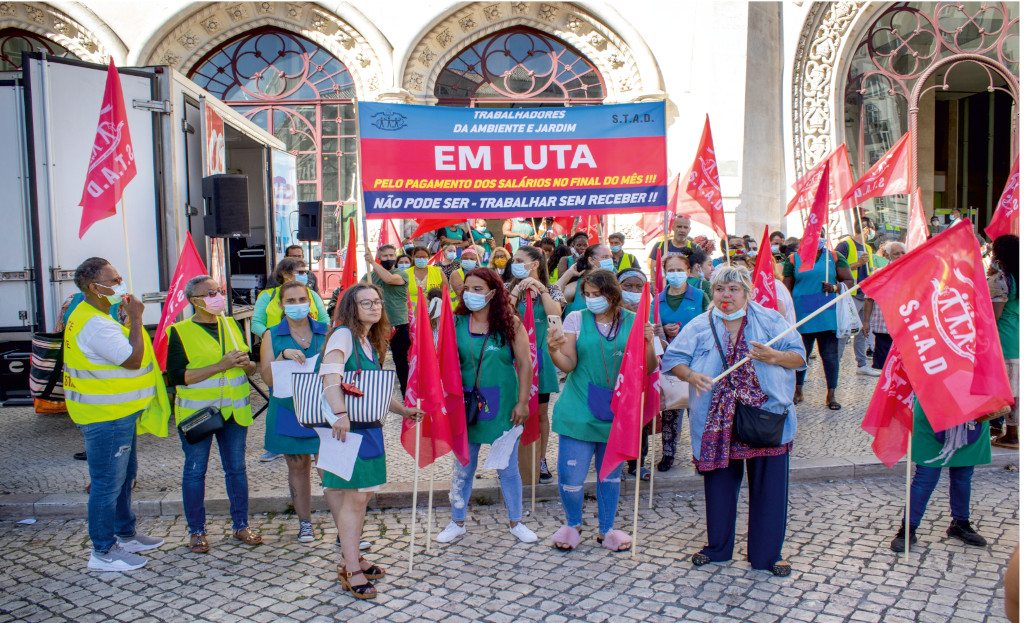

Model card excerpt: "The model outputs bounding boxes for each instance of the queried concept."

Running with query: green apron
[456,316,519,444]
[911,399,991,468]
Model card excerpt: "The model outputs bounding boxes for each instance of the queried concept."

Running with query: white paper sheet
[270,354,319,399]
[314,428,362,481]
[483,425,523,470]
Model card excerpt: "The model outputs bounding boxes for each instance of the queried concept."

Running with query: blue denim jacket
[661,303,806,462]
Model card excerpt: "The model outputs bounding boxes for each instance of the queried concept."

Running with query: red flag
[340,219,358,291]
[378,218,401,250]
[861,347,914,467]
[751,226,778,310]
[521,294,541,446]
[860,221,1013,431]
[401,286,453,468]
[427,248,445,266]
[797,161,831,273]
[599,283,651,481]
[154,233,209,370]
[576,215,601,245]
[786,144,856,215]
[551,217,574,236]
[78,60,138,238]
[408,218,465,240]
[652,244,664,317]
[906,187,930,250]
[436,284,470,466]
[683,115,727,239]
[637,210,668,246]
[840,132,911,207]
[985,156,1020,240]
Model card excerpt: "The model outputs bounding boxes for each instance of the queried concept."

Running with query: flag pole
[904,431,913,563]
[531,441,537,517]
[631,386,647,560]
[408,399,422,574]
[711,283,861,383]
[425,461,435,554]
[120,198,134,292]
[648,427,656,509]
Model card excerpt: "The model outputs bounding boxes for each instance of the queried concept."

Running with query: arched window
[434,27,605,107]
[189,27,358,275]
[0,28,76,70]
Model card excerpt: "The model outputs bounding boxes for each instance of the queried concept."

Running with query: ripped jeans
[78,411,140,554]
[557,434,622,535]
[450,440,523,523]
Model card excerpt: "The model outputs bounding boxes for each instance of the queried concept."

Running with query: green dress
[517,291,559,394]
[321,330,388,489]
[552,309,635,443]
[911,399,991,468]
[456,316,518,445]
[264,319,328,455]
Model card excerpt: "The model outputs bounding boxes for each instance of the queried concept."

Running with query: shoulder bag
[292,336,395,428]
[463,326,489,427]
[177,320,227,445]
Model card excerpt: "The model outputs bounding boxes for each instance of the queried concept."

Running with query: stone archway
[138,2,386,100]
[0,2,117,63]
[398,1,662,105]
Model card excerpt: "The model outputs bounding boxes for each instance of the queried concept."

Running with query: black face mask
[379,259,396,270]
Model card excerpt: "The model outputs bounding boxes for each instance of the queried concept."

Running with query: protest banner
[359,102,667,219]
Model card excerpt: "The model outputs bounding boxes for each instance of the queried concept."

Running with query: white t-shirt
[563,310,617,338]
[775,278,797,326]
[75,315,133,366]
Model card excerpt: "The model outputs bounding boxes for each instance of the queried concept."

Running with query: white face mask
[95,281,128,304]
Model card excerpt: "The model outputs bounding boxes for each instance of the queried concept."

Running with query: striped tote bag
[292,369,395,428]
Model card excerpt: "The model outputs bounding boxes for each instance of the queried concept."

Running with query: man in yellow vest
[608,232,640,272]
[835,218,880,376]
[646,215,693,274]
[64,257,170,571]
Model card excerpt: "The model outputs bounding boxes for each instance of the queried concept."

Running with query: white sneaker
[509,523,538,543]
[857,366,881,377]
[87,545,147,572]
[436,521,467,543]
[116,531,164,553]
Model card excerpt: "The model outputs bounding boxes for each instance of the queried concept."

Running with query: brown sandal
[337,556,385,582]
[189,532,209,554]
[339,565,377,599]
[233,527,263,545]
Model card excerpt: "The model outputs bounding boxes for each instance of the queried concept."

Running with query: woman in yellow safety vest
[252,257,327,337]
[406,246,449,315]
[166,275,260,553]
[439,243,465,308]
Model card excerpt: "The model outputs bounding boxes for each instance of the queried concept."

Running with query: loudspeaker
[297,201,323,241]
[202,174,250,237]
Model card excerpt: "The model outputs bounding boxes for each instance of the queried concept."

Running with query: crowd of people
[60,214,1018,601]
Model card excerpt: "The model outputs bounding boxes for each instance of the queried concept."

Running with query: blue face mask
[621,290,642,305]
[461,260,477,271]
[284,303,310,321]
[598,258,615,271]
[585,296,609,314]
[445,252,457,261]
[510,263,530,279]
[294,273,308,285]
[463,291,490,312]
[610,245,622,253]
[398,263,411,271]
[665,272,688,288]
[712,305,747,321]
[414,258,428,269]
[404,245,414,253]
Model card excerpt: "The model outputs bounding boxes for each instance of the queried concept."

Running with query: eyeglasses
[197,289,226,299]
[357,300,384,309]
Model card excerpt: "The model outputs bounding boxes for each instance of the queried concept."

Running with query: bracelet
[323,383,340,390]
[334,411,349,418]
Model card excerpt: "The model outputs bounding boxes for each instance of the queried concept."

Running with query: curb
[2,449,1017,521]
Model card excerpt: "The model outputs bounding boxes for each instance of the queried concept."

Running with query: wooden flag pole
[630,386,647,560]
[711,283,861,384]
[408,399,422,573]
[120,198,134,292]
[425,461,435,554]
[648,428,656,509]
[904,431,913,563]
[531,441,537,517]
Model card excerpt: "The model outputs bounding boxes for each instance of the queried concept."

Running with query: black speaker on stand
[202,174,250,315]
[297,201,323,269]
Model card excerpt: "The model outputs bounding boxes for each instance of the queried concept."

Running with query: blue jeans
[178,417,250,534]
[907,464,974,529]
[557,435,622,534]
[450,440,523,523]
[79,411,140,554]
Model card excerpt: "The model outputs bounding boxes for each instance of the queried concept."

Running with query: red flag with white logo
[985,156,1019,240]
[409,218,465,240]
[861,346,914,467]
[860,221,1013,431]
[402,285,453,468]
[78,60,137,238]
[906,187,930,250]
[751,226,778,310]
[378,218,402,250]
[599,284,651,481]
[154,233,209,370]
[786,143,856,215]
[436,284,470,466]
[521,294,541,446]
[683,115,727,239]
[577,215,601,245]
[839,132,911,207]
[797,162,830,273]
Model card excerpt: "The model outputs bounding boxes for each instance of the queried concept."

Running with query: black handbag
[462,326,489,427]
[176,320,228,444]
[709,314,786,448]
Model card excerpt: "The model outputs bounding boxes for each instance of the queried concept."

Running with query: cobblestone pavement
[0,346,884,498]
[0,470,1017,623]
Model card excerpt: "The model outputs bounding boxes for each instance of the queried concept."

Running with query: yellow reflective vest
[167,316,252,426]
[261,286,321,329]
[841,237,874,280]
[63,301,170,436]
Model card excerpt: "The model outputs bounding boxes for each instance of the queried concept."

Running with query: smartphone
[546,314,564,340]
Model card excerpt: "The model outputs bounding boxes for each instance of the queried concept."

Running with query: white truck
[0,52,294,404]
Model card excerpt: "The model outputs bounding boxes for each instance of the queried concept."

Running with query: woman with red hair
[435,268,538,545]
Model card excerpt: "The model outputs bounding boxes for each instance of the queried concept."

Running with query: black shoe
[889,525,917,552]
[539,458,553,484]
[947,520,987,547]
[866,348,873,357]
[73,451,87,461]
[657,457,674,472]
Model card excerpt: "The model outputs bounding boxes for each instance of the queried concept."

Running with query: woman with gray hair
[165,275,260,553]
[662,266,805,576]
